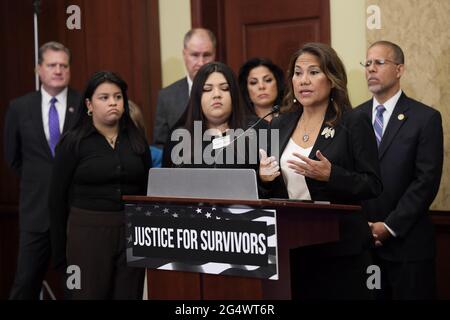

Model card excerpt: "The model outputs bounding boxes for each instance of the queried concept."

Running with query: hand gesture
[286,150,331,181]
[259,149,280,182]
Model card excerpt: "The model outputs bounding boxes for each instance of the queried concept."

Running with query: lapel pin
[398,114,405,121]
[68,107,74,113]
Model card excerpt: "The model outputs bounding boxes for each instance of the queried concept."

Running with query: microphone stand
[213,105,280,168]
[33,0,41,91]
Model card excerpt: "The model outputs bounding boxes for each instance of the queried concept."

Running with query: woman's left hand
[287,150,331,182]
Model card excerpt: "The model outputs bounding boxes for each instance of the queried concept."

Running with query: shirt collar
[372,89,402,114]
[41,86,68,107]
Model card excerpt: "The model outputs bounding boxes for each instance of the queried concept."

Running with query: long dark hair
[62,71,148,154]
[282,43,351,126]
[179,62,246,134]
[238,57,285,116]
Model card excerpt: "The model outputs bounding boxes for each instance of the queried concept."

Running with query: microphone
[213,105,279,167]
[32,0,41,15]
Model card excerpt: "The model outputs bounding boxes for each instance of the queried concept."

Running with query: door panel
[192,0,330,73]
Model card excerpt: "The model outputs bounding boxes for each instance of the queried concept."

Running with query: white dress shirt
[187,76,193,95]
[280,139,312,200]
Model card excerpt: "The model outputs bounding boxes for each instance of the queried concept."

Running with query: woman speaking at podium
[259,43,382,299]
[49,71,151,299]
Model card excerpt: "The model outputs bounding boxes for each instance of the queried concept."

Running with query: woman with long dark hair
[163,62,256,168]
[259,43,382,299]
[49,71,151,299]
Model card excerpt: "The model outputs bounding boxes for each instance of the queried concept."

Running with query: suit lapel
[277,109,301,155]
[309,108,340,160]
[30,92,53,157]
[358,100,373,122]
[63,88,79,133]
[378,93,410,159]
[180,77,189,102]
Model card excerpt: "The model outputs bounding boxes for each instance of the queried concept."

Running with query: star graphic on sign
[163,208,170,214]
[145,211,152,216]
[205,212,212,218]
[196,208,202,214]
[172,213,179,218]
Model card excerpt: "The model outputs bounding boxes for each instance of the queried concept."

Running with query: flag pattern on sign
[125,203,278,280]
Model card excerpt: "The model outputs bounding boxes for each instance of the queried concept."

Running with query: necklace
[298,114,324,143]
[105,134,118,146]
[302,132,310,142]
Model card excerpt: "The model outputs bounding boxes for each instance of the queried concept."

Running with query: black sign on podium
[125,203,278,280]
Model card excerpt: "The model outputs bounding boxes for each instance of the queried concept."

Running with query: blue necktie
[49,97,60,156]
[373,105,386,147]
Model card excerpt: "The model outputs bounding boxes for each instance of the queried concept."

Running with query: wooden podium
[123,196,360,300]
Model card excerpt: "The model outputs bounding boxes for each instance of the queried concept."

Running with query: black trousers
[9,231,51,300]
[372,252,436,300]
[66,207,144,300]
[290,247,375,300]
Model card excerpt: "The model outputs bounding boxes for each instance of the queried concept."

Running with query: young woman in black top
[49,71,151,299]
[163,62,261,169]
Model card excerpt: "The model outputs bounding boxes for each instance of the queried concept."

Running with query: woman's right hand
[259,149,281,182]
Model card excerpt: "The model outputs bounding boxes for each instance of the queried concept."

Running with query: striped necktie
[373,105,386,147]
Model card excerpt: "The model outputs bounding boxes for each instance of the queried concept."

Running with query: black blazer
[4,88,80,232]
[357,93,443,261]
[262,106,382,255]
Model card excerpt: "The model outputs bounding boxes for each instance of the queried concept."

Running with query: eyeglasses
[360,59,401,68]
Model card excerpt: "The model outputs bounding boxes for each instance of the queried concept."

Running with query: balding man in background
[152,28,216,148]
[357,41,443,299]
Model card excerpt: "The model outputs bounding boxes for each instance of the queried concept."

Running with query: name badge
[212,135,231,150]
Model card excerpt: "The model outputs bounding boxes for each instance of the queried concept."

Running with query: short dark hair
[238,57,285,116]
[282,42,351,127]
[369,40,405,64]
[180,62,245,134]
[183,28,216,49]
[38,41,71,64]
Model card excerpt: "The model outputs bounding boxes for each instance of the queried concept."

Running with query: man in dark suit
[357,41,443,299]
[152,28,216,147]
[4,41,80,299]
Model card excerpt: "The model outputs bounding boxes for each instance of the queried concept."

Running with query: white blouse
[280,138,313,200]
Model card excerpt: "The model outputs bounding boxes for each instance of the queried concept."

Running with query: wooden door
[191,0,330,73]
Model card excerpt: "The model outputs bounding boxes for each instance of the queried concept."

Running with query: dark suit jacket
[357,93,443,261]
[4,88,80,232]
[262,106,382,255]
[153,77,189,146]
